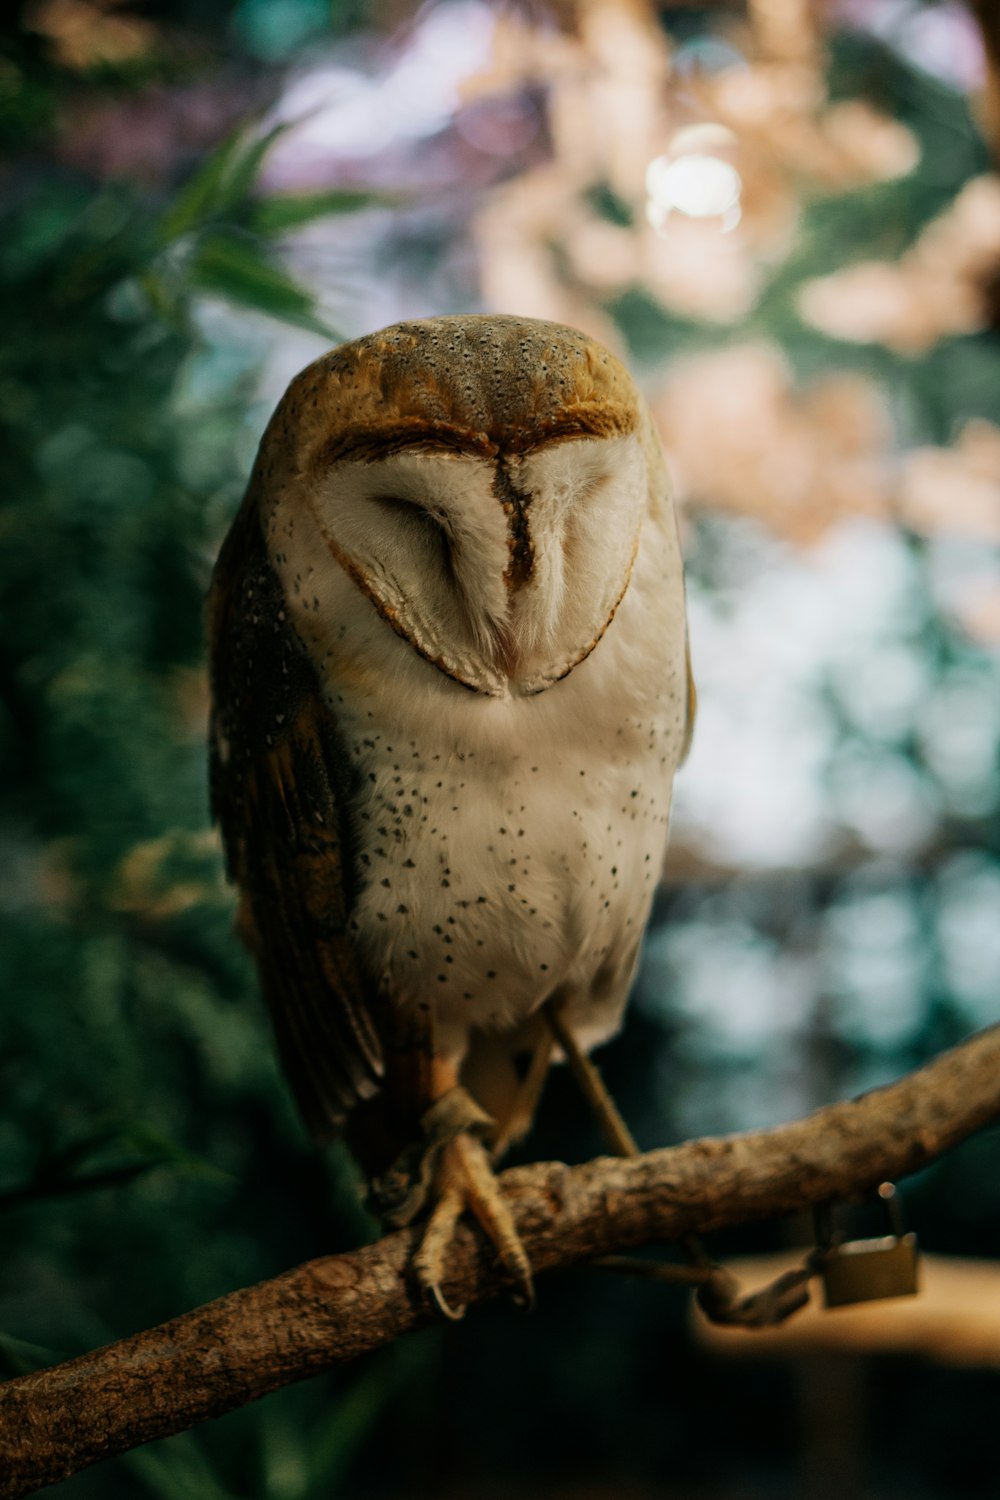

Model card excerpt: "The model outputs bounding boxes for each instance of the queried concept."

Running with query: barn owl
[208,314,693,1315]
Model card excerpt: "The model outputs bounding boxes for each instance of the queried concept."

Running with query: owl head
[252,315,669,698]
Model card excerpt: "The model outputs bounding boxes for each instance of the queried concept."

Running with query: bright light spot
[647,155,742,219]
[646,126,742,233]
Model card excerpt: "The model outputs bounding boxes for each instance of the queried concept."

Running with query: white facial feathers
[506,435,647,689]
[278,433,648,698]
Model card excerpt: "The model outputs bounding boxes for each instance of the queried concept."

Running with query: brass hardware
[815,1183,920,1309]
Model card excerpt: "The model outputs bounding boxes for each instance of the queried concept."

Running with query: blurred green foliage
[0,60,400,1494]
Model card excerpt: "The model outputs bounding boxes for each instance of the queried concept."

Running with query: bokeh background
[2,1,1000,1495]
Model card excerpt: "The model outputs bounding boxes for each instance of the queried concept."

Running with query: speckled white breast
[319,499,688,1063]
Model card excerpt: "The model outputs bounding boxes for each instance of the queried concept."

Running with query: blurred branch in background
[2,1022,999,1499]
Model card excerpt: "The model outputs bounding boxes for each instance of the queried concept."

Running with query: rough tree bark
[2,1024,999,1499]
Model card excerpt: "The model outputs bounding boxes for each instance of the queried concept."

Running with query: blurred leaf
[190,232,334,336]
[0,1122,220,1211]
[256,1353,413,1500]
[0,1158,160,1211]
[124,1433,237,1500]
[250,188,392,235]
[159,136,245,242]
[136,270,192,334]
[259,1408,309,1500]
[0,1331,65,1379]
[304,1347,416,1493]
[215,125,289,217]
[118,1123,229,1182]
[159,125,288,244]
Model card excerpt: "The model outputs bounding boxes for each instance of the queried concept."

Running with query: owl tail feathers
[265,959,383,1146]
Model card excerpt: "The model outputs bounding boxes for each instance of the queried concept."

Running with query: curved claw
[508,1276,536,1314]
[425,1282,467,1322]
[411,1127,535,1318]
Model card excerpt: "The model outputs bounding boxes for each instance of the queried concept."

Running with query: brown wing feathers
[208,494,383,1141]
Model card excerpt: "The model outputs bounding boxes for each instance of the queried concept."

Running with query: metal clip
[814,1183,920,1310]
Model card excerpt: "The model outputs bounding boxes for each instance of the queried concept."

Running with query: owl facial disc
[304,433,646,697]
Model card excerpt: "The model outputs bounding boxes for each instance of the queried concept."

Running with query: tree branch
[3,1024,999,1499]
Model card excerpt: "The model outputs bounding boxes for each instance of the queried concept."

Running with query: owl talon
[372,1086,498,1229]
[508,1278,536,1314]
[424,1282,467,1322]
[411,1131,534,1318]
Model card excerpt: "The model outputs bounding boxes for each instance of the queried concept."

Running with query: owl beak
[491,620,520,680]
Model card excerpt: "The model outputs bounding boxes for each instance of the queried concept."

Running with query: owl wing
[207,492,384,1142]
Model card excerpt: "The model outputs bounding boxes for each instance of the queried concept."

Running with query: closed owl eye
[371,493,456,574]
[371,492,430,520]
[372,493,449,534]
[578,469,612,502]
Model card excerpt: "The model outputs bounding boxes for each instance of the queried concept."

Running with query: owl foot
[370,1086,534,1317]
[543,997,638,1157]
[369,1085,495,1227]
[412,1128,535,1320]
